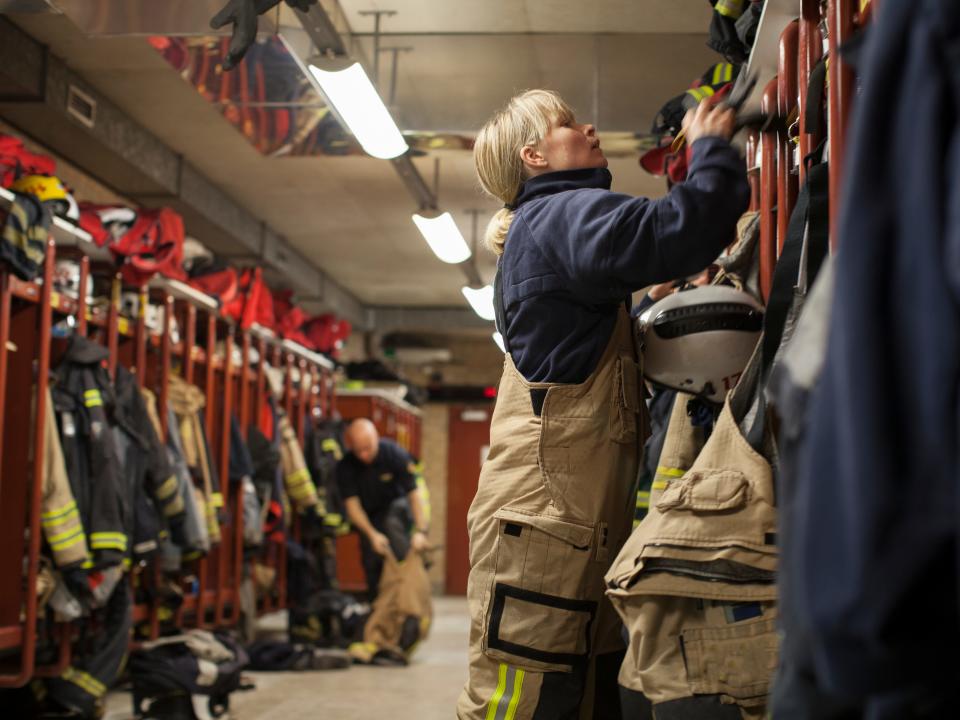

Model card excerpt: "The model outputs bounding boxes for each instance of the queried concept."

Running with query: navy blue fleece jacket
[499,136,750,383]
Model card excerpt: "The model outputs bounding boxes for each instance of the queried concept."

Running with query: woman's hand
[682,101,737,144]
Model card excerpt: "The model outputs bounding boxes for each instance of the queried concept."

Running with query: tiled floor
[105,596,469,719]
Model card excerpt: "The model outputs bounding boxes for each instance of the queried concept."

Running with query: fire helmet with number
[636,285,763,402]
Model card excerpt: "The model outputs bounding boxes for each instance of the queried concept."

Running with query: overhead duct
[51,0,279,37]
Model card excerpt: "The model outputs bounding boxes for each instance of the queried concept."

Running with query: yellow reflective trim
[90,532,127,550]
[43,509,80,529]
[288,485,314,500]
[48,525,84,544]
[321,438,343,460]
[324,513,343,527]
[210,492,224,508]
[485,664,508,720]
[504,669,525,720]
[286,468,310,483]
[724,63,733,82]
[62,667,106,697]
[715,0,745,19]
[42,500,77,521]
[163,498,185,517]
[81,559,93,569]
[51,532,86,552]
[652,479,669,491]
[712,64,723,85]
[156,475,178,500]
[656,466,686,478]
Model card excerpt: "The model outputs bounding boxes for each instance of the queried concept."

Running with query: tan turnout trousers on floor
[457,307,646,720]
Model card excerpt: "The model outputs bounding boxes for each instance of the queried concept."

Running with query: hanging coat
[51,335,129,568]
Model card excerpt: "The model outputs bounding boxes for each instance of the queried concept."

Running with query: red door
[445,405,492,595]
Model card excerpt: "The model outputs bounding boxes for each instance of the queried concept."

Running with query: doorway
[445,405,492,595]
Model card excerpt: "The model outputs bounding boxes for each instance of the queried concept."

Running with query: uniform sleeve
[336,459,359,500]
[41,391,89,569]
[388,445,417,494]
[135,387,184,522]
[528,137,750,301]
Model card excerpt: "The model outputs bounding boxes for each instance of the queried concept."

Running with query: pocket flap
[494,508,594,549]
[655,469,749,512]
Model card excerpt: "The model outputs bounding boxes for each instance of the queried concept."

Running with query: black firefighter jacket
[51,336,128,569]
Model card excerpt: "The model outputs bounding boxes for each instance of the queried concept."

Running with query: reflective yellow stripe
[50,529,86,551]
[656,466,686,478]
[156,475,178,500]
[724,63,733,82]
[715,0,746,19]
[210,492,224,508]
[636,491,651,508]
[42,500,77,521]
[321,438,343,460]
[324,513,343,527]
[286,468,310,483]
[43,508,80,529]
[48,525,83,544]
[712,64,723,85]
[90,532,127,551]
[289,487,314,501]
[485,664,508,720]
[83,389,103,408]
[652,479,669,491]
[62,667,106,698]
[163,497,185,517]
[81,559,94,569]
[504,669,524,720]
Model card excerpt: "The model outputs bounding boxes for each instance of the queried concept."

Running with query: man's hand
[411,531,430,553]
[369,531,391,556]
[683,101,737,144]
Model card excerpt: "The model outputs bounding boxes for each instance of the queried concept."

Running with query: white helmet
[637,285,763,402]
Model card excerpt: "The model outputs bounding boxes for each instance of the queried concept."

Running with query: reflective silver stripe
[490,665,524,720]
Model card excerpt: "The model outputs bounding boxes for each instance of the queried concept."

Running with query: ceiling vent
[66,85,97,129]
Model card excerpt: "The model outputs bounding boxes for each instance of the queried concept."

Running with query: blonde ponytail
[485,208,515,256]
[474,89,574,255]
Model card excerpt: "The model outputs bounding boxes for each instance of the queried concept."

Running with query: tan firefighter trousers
[457,307,645,720]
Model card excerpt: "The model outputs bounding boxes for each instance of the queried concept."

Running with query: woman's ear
[520,144,548,173]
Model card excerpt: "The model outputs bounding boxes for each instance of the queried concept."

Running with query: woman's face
[534,118,607,172]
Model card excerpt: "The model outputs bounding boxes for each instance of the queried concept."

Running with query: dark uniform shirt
[500,136,750,384]
[336,438,415,518]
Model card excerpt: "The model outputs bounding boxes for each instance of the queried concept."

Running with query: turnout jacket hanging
[51,335,129,568]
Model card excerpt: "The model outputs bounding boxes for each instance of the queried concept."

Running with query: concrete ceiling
[7,1,718,310]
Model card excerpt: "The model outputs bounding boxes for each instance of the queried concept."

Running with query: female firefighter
[457,89,748,719]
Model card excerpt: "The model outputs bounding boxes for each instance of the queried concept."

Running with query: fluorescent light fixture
[412,212,471,264]
[492,332,506,353]
[308,62,408,159]
[461,285,496,322]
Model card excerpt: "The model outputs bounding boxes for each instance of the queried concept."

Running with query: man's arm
[407,487,430,552]
[343,496,391,556]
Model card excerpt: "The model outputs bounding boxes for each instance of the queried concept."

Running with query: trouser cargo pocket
[681,609,779,703]
[482,507,599,673]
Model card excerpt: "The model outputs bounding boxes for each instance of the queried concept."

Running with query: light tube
[461,285,496,322]
[412,212,472,264]
[308,62,408,159]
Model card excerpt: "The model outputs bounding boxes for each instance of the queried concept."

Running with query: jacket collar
[511,167,612,209]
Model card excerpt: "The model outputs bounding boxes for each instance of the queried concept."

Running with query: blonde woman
[458,89,747,720]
